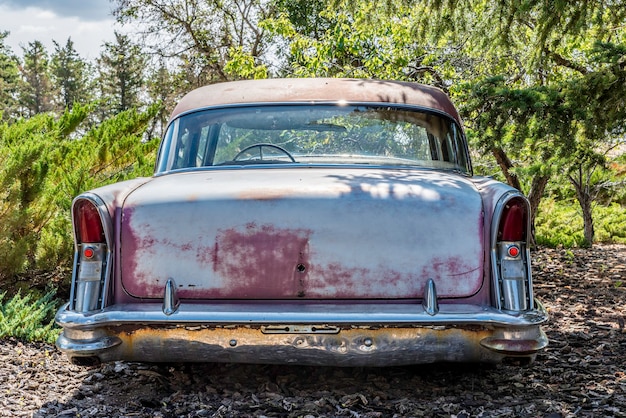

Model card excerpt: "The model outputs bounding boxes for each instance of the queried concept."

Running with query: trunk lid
[120,168,484,300]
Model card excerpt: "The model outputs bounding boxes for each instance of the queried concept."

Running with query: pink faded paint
[121,214,315,299]
[209,224,312,298]
[118,168,487,301]
[419,256,483,295]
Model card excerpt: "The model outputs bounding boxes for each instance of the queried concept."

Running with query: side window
[195,126,211,166]
[173,129,191,169]
[452,124,469,171]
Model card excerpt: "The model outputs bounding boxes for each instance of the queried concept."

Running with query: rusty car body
[56,78,548,366]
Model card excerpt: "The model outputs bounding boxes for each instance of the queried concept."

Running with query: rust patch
[237,188,293,201]
[212,224,312,298]
[419,256,482,295]
[105,323,512,365]
[121,207,202,298]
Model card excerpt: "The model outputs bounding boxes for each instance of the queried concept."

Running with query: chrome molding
[56,300,549,331]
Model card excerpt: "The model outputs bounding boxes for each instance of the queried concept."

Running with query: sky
[0,0,122,60]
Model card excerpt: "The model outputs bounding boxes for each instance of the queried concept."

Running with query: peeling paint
[119,168,485,300]
[211,225,312,297]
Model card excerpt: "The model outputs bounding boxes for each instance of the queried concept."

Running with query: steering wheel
[233,143,296,162]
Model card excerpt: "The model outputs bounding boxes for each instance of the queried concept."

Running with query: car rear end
[56,78,547,366]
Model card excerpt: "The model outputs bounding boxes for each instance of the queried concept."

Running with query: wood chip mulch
[1,245,625,417]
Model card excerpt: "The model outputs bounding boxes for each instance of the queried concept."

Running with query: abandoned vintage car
[56,78,548,366]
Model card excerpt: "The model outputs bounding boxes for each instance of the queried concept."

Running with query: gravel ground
[1,245,625,417]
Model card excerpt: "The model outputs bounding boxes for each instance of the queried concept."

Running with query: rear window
[157,104,470,173]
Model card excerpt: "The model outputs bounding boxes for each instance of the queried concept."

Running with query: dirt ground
[1,245,625,417]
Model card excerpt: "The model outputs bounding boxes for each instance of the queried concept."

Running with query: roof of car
[169,78,462,125]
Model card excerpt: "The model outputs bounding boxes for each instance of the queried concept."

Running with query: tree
[96,32,147,117]
[145,59,178,137]
[274,0,330,40]
[112,0,275,84]
[232,0,449,85]
[50,38,91,111]
[412,0,626,246]
[19,41,54,117]
[0,31,20,121]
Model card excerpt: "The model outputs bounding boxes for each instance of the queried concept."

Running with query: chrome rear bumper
[56,300,548,366]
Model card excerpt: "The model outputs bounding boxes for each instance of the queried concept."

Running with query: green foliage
[224,46,268,80]
[0,113,60,277]
[96,32,147,116]
[595,203,626,244]
[535,199,587,248]
[258,1,428,81]
[0,290,60,344]
[0,103,161,283]
[51,38,91,110]
[536,198,626,248]
[0,32,20,121]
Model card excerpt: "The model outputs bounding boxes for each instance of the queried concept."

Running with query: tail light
[74,200,105,243]
[493,195,532,312]
[70,196,111,312]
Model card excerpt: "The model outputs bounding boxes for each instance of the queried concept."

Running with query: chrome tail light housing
[69,194,113,312]
[491,193,533,312]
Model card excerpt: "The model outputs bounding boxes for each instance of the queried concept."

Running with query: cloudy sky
[0,0,122,59]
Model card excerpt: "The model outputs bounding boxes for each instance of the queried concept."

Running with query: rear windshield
[156,104,470,174]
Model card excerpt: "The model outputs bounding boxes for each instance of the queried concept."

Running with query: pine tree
[96,32,146,117]
[0,32,21,120]
[50,38,90,111]
[19,41,54,116]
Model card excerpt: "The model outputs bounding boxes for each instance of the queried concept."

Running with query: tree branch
[544,48,588,75]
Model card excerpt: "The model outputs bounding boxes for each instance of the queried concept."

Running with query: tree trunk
[569,172,595,247]
[491,147,549,247]
[581,196,595,246]
[527,174,550,247]
[491,146,522,191]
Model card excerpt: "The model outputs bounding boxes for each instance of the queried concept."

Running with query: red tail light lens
[499,197,527,242]
[74,199,105,243]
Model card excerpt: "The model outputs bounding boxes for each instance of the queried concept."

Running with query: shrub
[535,198,626,247]
[0,104,160,284]
[0,290,60,344]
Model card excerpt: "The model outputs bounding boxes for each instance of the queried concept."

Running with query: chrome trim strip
[155,164,470,178]
[56,300,548,331]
